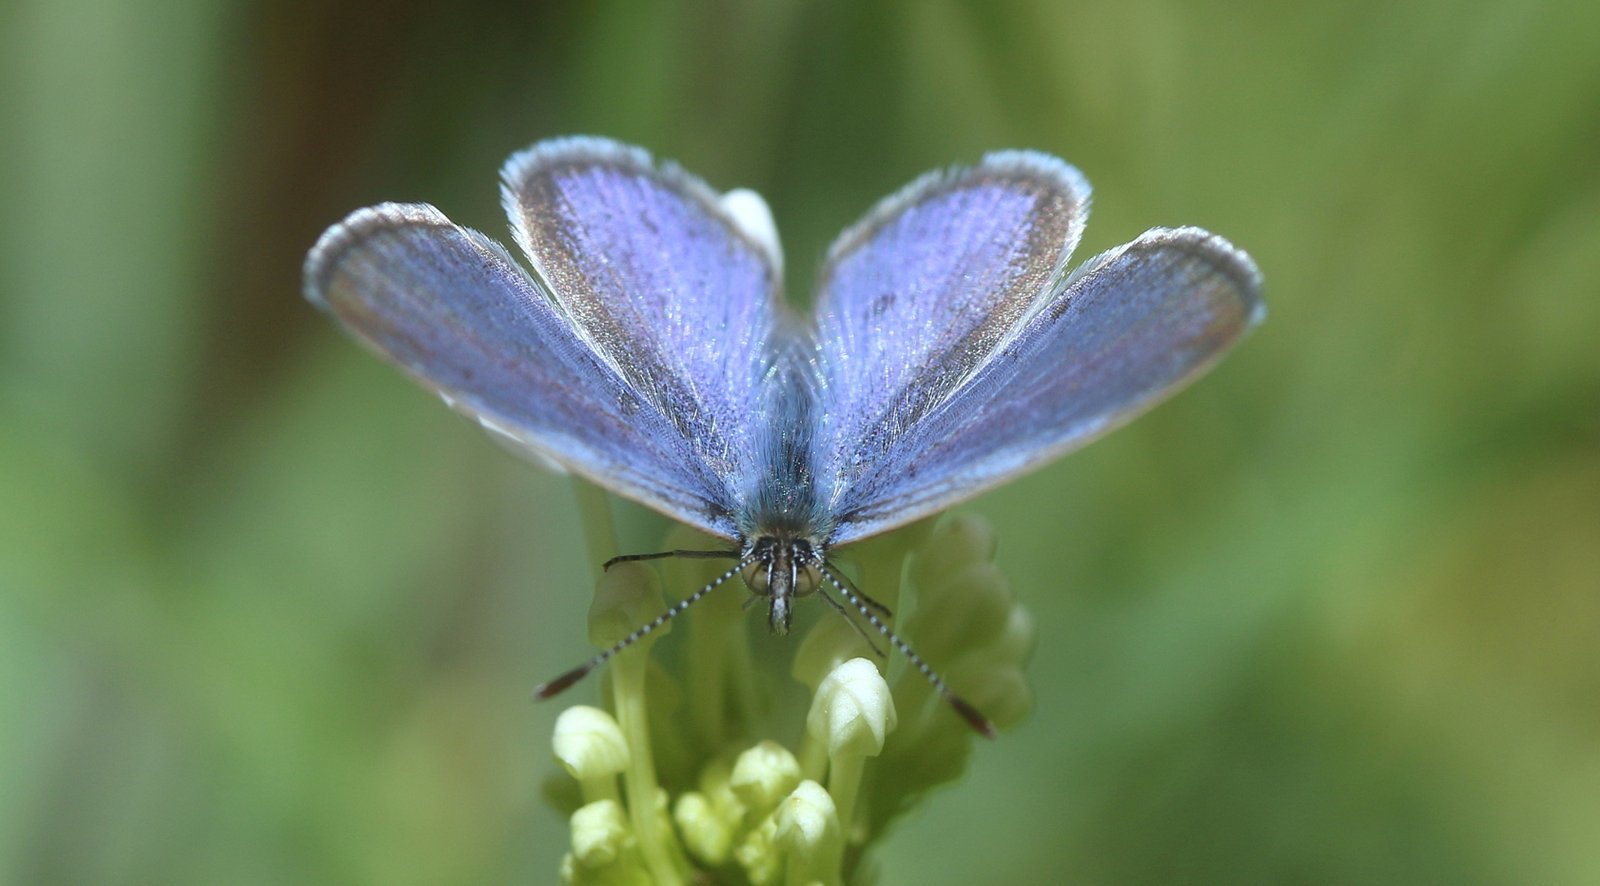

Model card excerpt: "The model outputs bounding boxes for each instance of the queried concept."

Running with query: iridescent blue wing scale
[304,202,745,540]
[827,226,1263,544]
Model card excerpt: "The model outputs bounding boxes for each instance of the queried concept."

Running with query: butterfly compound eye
[794,561,822,597]
[739,558,770,594]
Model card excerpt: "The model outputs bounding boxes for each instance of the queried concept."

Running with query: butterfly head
[740,533,824,635]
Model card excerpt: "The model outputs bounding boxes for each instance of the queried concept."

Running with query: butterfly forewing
[304,202,741,539]
[829,227,1263,544]
[811,152,1091,508]
[500,137,787,492]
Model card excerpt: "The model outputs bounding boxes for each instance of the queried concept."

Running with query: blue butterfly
[305,137,1263,734]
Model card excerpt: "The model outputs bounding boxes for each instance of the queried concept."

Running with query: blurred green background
[4,0,1597,882]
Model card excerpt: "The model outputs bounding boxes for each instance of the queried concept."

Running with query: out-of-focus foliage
[2,0,1596,882]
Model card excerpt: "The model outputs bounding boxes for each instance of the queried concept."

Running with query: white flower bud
[774,780,843,885]
[720,188,783,273]
[774,780,838,851]
[808,658,897,758]
[553,706,630,782]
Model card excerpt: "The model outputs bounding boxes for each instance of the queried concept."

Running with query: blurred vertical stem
[669,525,757,751]
[571,479,690,884]
[608,634,686,884]
[571,478,617,575]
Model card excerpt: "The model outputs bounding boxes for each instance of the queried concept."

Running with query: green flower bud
[733,813,780,885]
[568,799,633,870]
[908,514,997,601]
[955,663,1032,731]
[730,740,802,817]
[909,561,1012,661]
[559,850,654,886]
[587,561,667,650]
[993,605,1037,663]
[673,791,734,866]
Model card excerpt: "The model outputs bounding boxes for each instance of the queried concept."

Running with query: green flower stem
[573,483,690,884]
[825,753,864,839]
[581,774,621,806]
[797,730,829,784]
[609,616,689,883]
